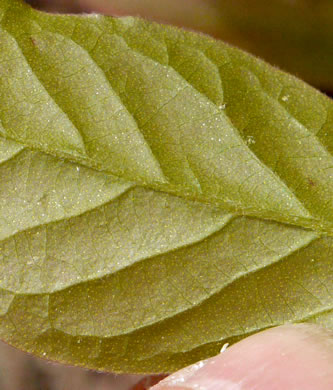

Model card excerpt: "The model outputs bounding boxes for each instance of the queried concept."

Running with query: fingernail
[152,324,333,390]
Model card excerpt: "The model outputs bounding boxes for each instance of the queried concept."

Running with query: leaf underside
[0,0,332,374]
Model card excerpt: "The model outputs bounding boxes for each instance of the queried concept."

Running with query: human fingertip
[151,324,333,390]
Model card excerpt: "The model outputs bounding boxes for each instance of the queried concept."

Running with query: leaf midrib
[1,3,332,236]
[1,130,332,237]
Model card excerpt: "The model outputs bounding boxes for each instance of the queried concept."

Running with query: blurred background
[1,0,332,388]
[0,340,166,389]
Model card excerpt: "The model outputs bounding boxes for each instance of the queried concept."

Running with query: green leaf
[87,0,333,90]
[0,0,332,374]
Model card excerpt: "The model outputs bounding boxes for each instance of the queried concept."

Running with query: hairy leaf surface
[0,0,332,374]
[85,0,333,90]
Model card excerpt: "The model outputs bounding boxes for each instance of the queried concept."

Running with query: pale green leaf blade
[2,0,333,231]
[0,0,332,374]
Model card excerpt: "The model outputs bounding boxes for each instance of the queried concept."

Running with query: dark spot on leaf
[308,178,316,187]
[30,37,38,47]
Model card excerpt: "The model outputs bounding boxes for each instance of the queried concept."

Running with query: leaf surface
[0,0,332,374]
